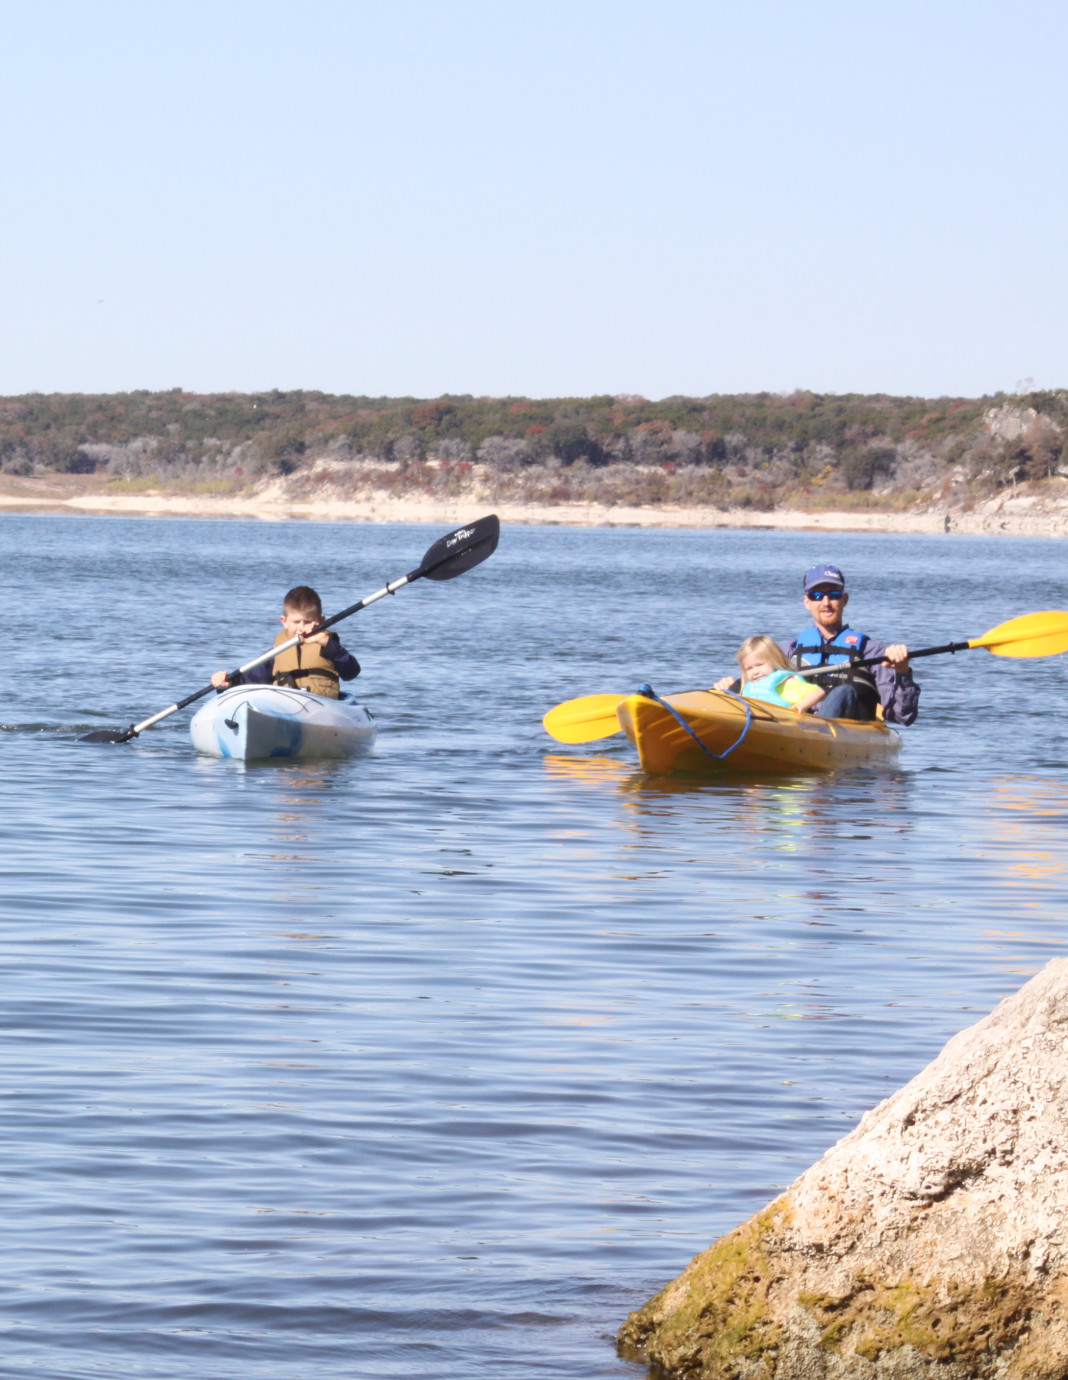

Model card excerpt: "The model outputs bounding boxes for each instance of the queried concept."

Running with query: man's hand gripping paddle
[81,514,501,744]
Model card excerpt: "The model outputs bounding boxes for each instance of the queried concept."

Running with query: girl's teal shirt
[740,669,802,708]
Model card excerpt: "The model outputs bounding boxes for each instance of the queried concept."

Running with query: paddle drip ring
[636,684,753,762]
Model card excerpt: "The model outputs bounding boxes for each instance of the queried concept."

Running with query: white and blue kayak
[189,685,376,761]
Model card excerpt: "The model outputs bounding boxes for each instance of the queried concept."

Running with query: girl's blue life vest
[790,625,879,702]
[741,669,807,709]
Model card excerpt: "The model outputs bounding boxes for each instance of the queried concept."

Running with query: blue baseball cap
[803,563,845,592]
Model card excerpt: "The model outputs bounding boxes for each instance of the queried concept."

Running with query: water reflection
[540,752,634,787]
[966,778,1068,977]
[541,748,913,826]
[982,778,1068,887]
[626,767,910,853]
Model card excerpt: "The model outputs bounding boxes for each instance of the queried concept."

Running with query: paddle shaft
[791,639,971,681]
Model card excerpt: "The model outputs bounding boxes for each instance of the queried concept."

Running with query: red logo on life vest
[843,634,859,646]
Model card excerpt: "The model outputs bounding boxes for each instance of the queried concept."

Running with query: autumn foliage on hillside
[1,387,1065,509]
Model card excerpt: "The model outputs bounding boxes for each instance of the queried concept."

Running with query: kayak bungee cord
[636,683,753,763]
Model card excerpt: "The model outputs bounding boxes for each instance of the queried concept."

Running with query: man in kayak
[783,563,918,724]
[211,585,360,698]
[713,564,919,724]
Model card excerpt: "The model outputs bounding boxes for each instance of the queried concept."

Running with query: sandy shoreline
[3,478,1068,538]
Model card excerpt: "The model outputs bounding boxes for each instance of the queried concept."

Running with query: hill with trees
[1,386,1065,513]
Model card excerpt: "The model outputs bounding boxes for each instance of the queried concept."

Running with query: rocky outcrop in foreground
[619,958,1068,1379]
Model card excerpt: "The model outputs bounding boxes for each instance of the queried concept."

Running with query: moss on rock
[800,1272,1033,1367]
[618,1204,789,1377]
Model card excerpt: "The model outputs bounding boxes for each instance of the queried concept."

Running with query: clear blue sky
[1,0,1064,399]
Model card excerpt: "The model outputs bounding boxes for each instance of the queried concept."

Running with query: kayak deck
[190,685,376,761]
[616,689,901,776]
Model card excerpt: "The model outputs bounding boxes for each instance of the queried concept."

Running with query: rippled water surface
[3,514,1068,1378]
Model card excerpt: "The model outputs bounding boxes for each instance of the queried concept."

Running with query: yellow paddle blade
[968,610,1068,658]
[542,693,627,743]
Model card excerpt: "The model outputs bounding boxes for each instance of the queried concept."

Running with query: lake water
[3,513,1068,1379]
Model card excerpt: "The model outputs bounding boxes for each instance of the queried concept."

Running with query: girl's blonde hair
[735,634,789,682]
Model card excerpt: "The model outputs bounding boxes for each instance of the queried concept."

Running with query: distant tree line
[1,386,1065,509]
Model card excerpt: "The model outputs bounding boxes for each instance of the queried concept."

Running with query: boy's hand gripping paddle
[80,514,500,744]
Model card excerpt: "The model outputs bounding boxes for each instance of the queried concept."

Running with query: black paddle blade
[79,727,135,744]
[417,514,500,581]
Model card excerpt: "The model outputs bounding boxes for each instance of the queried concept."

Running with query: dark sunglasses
[807,588,845,601]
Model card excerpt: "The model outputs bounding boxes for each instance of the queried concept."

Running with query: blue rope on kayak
[636,683,753,762]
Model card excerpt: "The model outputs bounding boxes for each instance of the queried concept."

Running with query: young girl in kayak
[734,635,825,712]
[211,586,360,699]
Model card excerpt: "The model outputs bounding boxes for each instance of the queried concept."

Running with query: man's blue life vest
[790,626,880,704]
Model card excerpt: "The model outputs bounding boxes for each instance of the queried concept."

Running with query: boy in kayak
[784,563,917,723]
[734,635,826,712]
[211,585,360,699]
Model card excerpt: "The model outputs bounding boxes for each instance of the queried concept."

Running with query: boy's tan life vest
[270,632,340,699]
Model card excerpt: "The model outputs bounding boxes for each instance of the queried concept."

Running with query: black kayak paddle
[81,514,500,744]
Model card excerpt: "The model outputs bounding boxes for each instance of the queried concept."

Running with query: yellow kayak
[616,689,901,776]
